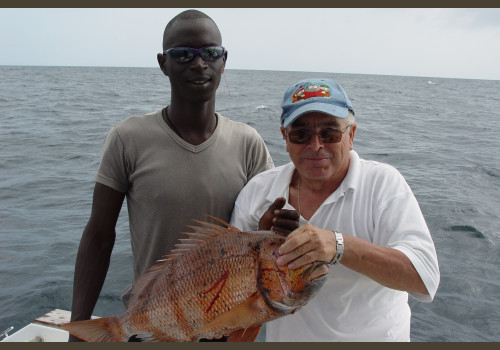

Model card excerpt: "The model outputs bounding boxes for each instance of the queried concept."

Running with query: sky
[1,8,500,80]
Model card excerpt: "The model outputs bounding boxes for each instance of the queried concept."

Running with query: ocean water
[1,66,499,341]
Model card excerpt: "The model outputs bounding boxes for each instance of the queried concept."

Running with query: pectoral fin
[187,293,265,341]
[227,325,262,342]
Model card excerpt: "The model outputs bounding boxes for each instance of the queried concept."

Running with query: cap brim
[282,102,350,127]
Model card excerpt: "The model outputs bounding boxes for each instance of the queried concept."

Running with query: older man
[231,78,440,341]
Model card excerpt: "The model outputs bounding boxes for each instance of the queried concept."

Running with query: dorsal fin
[165,216,241,260]
[186,225,224,236]
[126,260,168,306]
[199,215,241,233]
[127,216,241,305]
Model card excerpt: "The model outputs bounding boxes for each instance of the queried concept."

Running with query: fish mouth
[267,262,329,313]
[301,262,330,284]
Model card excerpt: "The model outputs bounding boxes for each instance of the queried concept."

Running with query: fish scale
[61,218,329,341]
[171,235,257,330]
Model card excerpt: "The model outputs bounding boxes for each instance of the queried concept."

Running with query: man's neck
[291,165,349,221]
[164,103,217,145]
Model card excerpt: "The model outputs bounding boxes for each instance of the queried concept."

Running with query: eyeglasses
[163,46,226,63]
[286,126,350,144]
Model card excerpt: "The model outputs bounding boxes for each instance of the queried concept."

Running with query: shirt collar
[266,162,296,207]
[322,150,360,204]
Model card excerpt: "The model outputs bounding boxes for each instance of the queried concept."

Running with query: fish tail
[60,316,125,342]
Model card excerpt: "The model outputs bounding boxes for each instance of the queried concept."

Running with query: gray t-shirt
[96,110,273,287]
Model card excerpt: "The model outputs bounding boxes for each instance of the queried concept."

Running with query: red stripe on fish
[199,270,229,313]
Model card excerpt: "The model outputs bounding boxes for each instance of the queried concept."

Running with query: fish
[60,216,330,342]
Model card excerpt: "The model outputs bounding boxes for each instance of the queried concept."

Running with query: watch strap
[329,231,344,265]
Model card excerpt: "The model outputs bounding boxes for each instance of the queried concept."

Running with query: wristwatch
[329,231,344,265]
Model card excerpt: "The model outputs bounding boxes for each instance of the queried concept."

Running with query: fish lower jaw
[265,298,302,314]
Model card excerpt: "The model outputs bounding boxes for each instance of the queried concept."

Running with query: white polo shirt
[230,150,440,341]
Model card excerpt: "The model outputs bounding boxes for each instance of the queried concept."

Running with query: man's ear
[221,51,228,73]
[281,126,290,153]
[348,123,357,150]
[157,53,168,76]
[280,126,286,139]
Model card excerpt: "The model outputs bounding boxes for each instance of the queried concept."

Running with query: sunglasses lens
[168,48,193,62]
[288,130,310,144]
[288,129,343,144]
[201,47,225,60]
[166,47,225,63]
[320,129,342,143]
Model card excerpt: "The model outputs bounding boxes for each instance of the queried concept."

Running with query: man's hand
[276,224,337,269]
[258,197,300,235]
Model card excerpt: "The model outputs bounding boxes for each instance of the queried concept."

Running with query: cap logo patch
[291,82,331,103]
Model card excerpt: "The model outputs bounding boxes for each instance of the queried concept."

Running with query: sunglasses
[163,46,226,63]
[286,126,350,144]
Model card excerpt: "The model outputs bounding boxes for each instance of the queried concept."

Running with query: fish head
[257,236,330,314]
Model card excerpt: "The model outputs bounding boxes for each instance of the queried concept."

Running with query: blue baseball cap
[280,78,355,127]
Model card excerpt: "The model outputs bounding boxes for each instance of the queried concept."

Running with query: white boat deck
[1,309,98,342]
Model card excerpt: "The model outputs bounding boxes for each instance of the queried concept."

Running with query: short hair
[345,111,356,127]
[162,10,219,50]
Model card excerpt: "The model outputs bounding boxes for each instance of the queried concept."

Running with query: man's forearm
[70,228,115,322]
[341,234,428,295]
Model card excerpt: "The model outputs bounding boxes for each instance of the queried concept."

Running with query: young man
[231,78,440,341]
[68,10,273,341]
